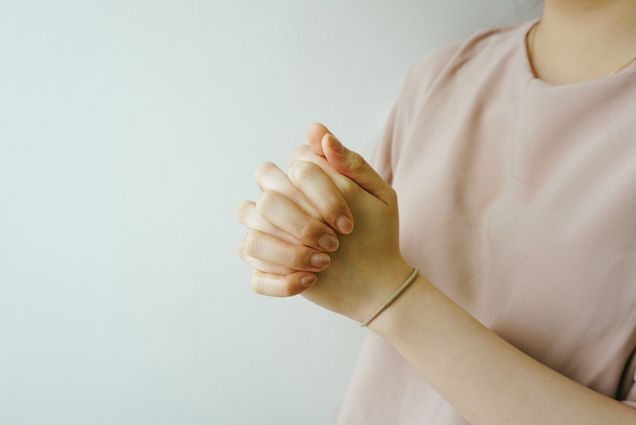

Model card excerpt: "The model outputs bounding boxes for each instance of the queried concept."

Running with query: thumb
[321,133,396,206]
[306,122,330,157]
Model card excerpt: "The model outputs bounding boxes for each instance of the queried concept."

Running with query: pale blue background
[0,1,539,423]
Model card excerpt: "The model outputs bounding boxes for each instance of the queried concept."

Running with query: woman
[234,1,636,424]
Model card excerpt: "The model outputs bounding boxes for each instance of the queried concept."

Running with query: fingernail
[300,275,317,288]
[336,215,353,234]
[327,134,343,153]
[310,253,330,268]
[318,233,339,251]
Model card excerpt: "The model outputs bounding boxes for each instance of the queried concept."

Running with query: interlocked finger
[250,270,318,297]
[255,190,340,252]
[241,229,331,272]
[289,144,356,192]
[287,160,354,234]
[254,160,321,220]
[234,199,301,246]
[236,239,296,275]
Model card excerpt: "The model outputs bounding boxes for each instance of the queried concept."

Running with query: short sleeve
[370,99,399,186]
[368,36,467,188]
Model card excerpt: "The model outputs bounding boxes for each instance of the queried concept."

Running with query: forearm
[369,273,636,425]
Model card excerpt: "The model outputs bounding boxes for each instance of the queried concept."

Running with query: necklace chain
[528,21,636,77]
[609,54,636,76]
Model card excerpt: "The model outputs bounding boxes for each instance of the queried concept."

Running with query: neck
[530,0,636,84]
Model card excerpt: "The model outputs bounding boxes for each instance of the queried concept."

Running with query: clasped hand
[234,123,412,323]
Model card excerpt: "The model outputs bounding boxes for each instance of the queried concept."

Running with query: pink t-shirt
[335,18,636,424]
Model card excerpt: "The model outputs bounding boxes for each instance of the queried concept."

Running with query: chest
[390,92,636,391]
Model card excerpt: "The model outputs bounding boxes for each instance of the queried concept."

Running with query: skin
[529,0,636,84]
[236,129,411,318]
[235,1,636,423]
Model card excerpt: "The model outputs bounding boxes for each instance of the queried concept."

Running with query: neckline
[519,17,636,89]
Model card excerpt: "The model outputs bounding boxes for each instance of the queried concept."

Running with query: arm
[235,125,636,424]
[368,272,636,425]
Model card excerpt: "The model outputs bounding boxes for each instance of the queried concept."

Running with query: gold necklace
[609,54,636,76]
[528,21,636,77]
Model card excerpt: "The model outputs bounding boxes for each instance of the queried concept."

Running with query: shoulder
[376,20,534,177]
[398,19,532,106]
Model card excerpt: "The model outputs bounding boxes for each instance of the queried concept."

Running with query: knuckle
[256,190,279,217]
[292,144,311,160]
[234,200,253,222]
[244,230,263,258]
[348,152,364,170]
[286,159,297,173]
[291,146,303,159]
[339,180,357,198]
[289,146,305,166]
[324,199,344,221]
[290,160,319,182]
[289,247,311,269]
[253,160,277,183]
[297,218,321,243]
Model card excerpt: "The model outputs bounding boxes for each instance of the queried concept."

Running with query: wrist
[349,257,413,323]
[366,271,437,340]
